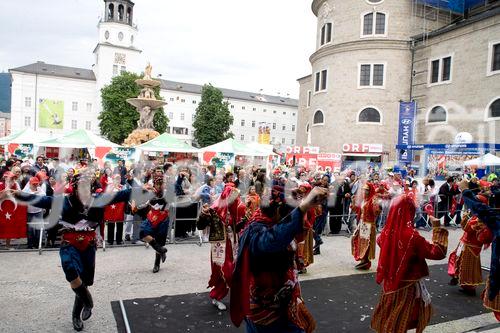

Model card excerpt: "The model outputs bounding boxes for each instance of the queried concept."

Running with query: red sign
[285,146,320,154]
[342,143,383,154]
[0,200,28,239]
[317,153,342,172]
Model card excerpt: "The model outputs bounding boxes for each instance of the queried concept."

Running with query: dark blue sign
[397,101,417,164]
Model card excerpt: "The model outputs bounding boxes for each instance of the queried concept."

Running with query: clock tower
[93,0,142,93]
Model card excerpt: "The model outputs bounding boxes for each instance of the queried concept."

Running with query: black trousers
[107,222,123,244]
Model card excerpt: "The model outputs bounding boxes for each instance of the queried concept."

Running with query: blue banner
[397,101,417,164]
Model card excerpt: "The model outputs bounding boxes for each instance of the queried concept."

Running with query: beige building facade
[298,0,500,168]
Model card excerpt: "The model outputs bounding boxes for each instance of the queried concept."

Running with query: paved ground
[0,228,498,333]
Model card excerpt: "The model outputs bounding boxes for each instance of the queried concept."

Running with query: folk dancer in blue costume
[137,174,170,273]
[4,170,149,331]
[230,182,328,333]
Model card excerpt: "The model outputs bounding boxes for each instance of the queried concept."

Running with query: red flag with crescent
[103,202,125,223]
[0,199,28,239]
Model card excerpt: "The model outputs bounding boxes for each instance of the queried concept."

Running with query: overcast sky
[0,0,317,98]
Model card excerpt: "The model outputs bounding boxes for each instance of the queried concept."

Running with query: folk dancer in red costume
[230,183,328,333]
[371,193,449,333]
[139,175,170,273]
[292,183,316,274]
[103,174,126,245]
[197,183,246,311]
[462,184,500,321]
[8,170,140,331]
[448,194,493,295]
[351,182,381,270]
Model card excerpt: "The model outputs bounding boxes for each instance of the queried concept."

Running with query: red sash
[62,231,96,252]
[147,210,169,228]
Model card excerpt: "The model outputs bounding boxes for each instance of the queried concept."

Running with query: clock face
[114,53,126,65]
[118,32,124,41]
[105,30,110,40]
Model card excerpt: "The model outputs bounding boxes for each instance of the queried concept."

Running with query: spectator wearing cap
[24,176,46,249]
[33,156,49,174]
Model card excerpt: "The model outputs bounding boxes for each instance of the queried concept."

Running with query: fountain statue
[123,63,167,146]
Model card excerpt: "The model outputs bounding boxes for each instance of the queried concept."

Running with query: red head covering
[36,171,48,181]
[211,183,243,226]
[477,194,489,205]
[376,193,418,292]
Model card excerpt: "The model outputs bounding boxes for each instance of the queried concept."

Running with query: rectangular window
[231,105,234,109]
[359,63,385,88]
[291,139,295,145]
[293,113,296,116]
[113,65,118,76]
[263,109,267,112]
[429,55,453,85]
[282,125,286,131]
[292,125,296,131]
[192,114,195,121]
[252,121,255,128]
[72,102,78,112]
[363,13,373,35]
[170,97,174,101]
[192,100,197,104]
[71,120,77,129]
[120,66,126,74]
[242,106,246,110]
[320,70,327,90]
[25,97,32,108]
[86,103,92,113]
[251,136,255,141]
[431,60,440,83]
[307,90,312,107]
[240,134,245,141]
[166,127,171,134]
[168,112,173,119]
[273,110,277,114]
[180,113,185,121]
[493,43,500,71]
[272,123,276,130]
[281,138,285,144]
[241,119,245,126]
[24,116,31,127]
[315,72,320,92]
[283,112,286,115]
[252,107,256,111]
[181,99,185,103]
[85,121,91,130]
[272,137,275,143]
[373,64,384,86]
[442,57,451,81]
[360,64,371,86]
[375,13,386,34]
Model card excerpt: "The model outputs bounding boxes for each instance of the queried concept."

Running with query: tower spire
[103,0,135,26]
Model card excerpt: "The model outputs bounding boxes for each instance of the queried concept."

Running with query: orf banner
[397,101,417,164]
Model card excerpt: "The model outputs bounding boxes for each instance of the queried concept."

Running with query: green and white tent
[37,129,119,149]
[200,138,270,157]
[136,133,198,153]
[0,128,50,145]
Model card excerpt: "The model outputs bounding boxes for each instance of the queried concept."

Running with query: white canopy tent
[464,153,500,168]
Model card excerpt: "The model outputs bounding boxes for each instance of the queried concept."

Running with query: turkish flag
[103,202,125,223]
[0,199,28,239]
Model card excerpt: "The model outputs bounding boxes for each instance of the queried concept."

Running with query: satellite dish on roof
[454,132,473,144]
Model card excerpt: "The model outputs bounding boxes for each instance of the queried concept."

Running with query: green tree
[99,72,167,144]
[193,84,233,147]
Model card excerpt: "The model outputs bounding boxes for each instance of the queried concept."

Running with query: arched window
[118,4,124,21]
[313,110,325,125]
[108,4,114,20]
[489,98,500,118]
[362,12,386,36]
[126,7,132,24]
[320,23,332,46]
[427,106,447,123]
[358,107,381,123]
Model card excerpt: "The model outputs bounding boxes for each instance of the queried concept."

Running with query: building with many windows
[297,0,499,168]
[8,0,298,146]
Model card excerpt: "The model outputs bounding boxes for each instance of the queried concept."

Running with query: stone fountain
[123,63,167,146]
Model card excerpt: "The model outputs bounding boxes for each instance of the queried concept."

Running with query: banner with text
[397,101,417,164]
